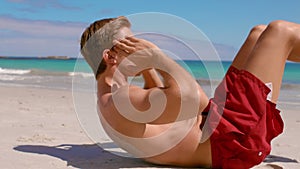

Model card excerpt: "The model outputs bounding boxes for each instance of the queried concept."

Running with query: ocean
[0,57,299,106]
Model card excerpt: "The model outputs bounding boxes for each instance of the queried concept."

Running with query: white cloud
[6,0,81,11]
[0,15,87,57]
[0,15,236,60]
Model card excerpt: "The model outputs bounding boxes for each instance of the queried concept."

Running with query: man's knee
[250,25,267,34]
[247,25,267,42]
[267,20,295,36]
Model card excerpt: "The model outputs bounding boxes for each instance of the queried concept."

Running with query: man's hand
[113,36,159,56]
[113,36,162,76]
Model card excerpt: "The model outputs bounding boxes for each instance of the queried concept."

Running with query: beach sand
[1,85,299,169]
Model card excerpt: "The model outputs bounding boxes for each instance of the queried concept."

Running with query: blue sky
[1,0,300,60]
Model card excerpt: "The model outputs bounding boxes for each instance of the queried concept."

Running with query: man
[80,16,300,168]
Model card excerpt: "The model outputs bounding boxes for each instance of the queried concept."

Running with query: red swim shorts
[202,66,284,169]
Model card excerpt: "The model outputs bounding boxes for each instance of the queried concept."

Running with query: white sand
[0,86,299,169]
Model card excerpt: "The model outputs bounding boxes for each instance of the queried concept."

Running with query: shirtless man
[80,16,300,168]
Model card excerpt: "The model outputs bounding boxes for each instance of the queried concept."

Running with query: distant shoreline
[0,56,78,60]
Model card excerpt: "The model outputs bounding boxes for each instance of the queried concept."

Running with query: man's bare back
[97,79,212,167]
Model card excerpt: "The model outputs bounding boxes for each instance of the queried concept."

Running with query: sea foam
[0,67,30,75]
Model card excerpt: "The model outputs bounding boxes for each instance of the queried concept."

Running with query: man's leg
[243,20,300,103]
[231,25,267,70]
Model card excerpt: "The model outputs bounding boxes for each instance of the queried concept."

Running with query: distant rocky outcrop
[44,56,70,60]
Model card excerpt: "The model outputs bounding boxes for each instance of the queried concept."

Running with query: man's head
[80,16,131,78]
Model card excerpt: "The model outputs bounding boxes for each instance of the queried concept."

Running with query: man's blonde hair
[80,16,131,77]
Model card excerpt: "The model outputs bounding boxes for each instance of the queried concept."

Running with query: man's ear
[102,49,117,65]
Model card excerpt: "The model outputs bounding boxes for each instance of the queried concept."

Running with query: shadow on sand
[264,154,298,163]
[14,143,159,169]
[14,143,298,169]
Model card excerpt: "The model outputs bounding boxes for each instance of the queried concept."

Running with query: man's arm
[113,36,203,124]
[142,69,164,89]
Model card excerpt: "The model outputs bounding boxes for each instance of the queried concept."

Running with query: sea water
[0,57,299,106]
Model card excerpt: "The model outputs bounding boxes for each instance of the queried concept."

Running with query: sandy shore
[0,85,299,169]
